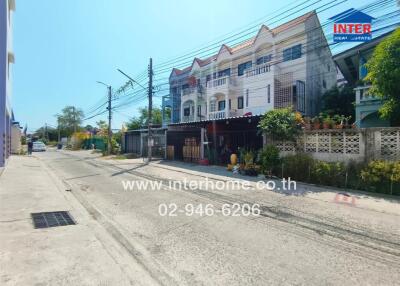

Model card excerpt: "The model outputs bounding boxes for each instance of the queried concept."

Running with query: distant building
[334,31,395,128]
[168,11,336,124]
[0,0,16,167]
[11,111,21,154]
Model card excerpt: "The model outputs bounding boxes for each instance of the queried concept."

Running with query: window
[206,74,211,82]
[210,101,216,112]
[197,105,201,116]
[238,61,252,76]
[218,100,226,111]
[184,107,190,116]
[229,99,231,110]
[246,89,249,107]
[267,84,271,104]
[323,80,327,89]
[238,97,244,109]
[218,68,231,78]
[283,44,302,62]
[256,54,272,65]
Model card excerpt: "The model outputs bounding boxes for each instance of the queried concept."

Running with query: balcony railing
[208,110,226,120]
[206,77,230,88]
[245,64,271,77]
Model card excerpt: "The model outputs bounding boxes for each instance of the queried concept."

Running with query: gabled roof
[171,11,316,77]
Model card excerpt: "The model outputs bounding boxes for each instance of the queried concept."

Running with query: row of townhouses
[166,11,337,124]
[126,10,397,162]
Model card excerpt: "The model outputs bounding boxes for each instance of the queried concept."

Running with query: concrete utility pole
[148,58,153,162]
[107,85,112,155]
[96,81,112,155]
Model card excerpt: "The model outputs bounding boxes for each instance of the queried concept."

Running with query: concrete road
[37,149,400,285]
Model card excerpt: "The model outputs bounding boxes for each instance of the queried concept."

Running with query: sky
[11,0,399,132]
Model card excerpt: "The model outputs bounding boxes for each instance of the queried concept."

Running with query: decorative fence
[272,127,400,162]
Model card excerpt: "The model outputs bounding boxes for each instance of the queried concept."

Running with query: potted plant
[312,117,321,129]
[322,116,333,129]
[344,116,352,129]
[244,151,254,166]
[304,117,312,130]
[333,115,344,129]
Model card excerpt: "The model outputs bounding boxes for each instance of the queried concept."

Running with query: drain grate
[31,211,76,229]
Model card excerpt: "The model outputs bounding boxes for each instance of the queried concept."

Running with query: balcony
[181,86,204,100]
[245,63,271,77]
[208,110,226,120]
[181,115,195,122]
[207,110,246,120]
[355,85,382,104]
[206,76,235,94]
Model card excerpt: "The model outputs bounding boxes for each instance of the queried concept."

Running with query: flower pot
[335,124,343,129]
[323,123,330,129]
[304,123,312,130]
[313,123,321,129]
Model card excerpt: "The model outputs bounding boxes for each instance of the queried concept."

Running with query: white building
[169,11,336,124]
[0,0,16,166]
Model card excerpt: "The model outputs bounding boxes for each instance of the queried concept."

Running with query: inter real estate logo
[330,9,375,42]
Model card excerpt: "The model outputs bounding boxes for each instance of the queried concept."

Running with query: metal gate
[122,128,167,159]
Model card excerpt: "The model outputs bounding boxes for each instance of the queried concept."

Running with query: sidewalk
[0,155,147,286]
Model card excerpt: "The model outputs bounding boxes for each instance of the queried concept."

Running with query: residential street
[10,148,398,285]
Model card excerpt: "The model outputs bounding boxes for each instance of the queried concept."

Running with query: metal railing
[245,64,271,77]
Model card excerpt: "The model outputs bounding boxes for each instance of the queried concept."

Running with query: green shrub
[311,161,345,187]
[282,153,314,182]
[259,145,280,175]
[258,107,299,141]
[361,160,400,194]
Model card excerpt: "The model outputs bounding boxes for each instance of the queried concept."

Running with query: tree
[365,28,400,125]
[95,120,108,136]
[258,107,299,141]
[84,125,94,132]
[56,106,84,136]
[321,84,355,118]
[125,106,166,130]
[34,126,58,142]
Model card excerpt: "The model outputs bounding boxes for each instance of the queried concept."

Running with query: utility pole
[96,81,112,155]
[107,85,112,155]
[148,58,153,162]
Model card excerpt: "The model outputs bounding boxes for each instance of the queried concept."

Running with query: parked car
[32,141,46,152]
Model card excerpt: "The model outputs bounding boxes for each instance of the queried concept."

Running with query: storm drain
[31,211,76,229]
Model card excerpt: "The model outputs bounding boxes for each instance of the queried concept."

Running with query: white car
[32,141,46,152]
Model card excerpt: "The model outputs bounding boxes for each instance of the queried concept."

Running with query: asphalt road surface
[37,149,400,285]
